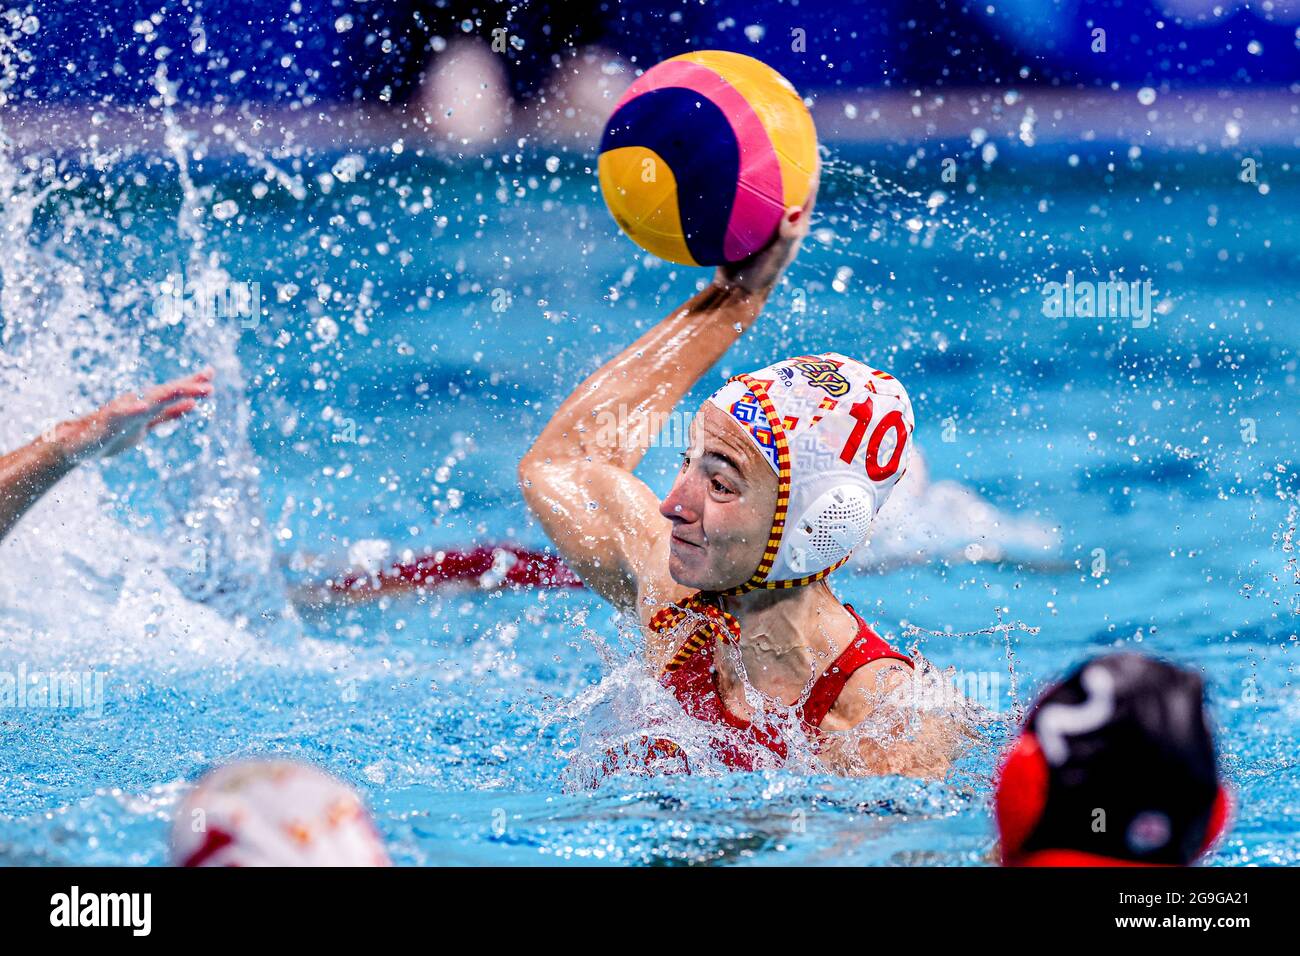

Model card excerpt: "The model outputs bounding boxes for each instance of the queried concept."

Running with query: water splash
[0,13,295,669]
[546,605,991,792]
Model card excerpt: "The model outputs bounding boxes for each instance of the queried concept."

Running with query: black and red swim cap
[995,653,1230,866]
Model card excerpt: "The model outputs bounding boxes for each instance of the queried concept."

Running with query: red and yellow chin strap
[652,374,850,674]
[652,593,742,672]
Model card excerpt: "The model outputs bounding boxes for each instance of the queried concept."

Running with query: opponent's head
[170,758,391,867]
[660,353,914,593]
[995,653,1230,867]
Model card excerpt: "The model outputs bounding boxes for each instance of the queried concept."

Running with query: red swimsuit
[646,602,912,772]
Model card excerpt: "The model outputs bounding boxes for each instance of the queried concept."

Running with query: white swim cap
[171,758,391,867]
[705,352,914,590]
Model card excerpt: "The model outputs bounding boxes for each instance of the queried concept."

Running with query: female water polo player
[519,178,963,777]
[0,369,214,545]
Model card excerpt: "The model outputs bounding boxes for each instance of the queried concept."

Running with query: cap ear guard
[994,731,1050,865]
[1198,785,1231,858]
[781,484,876,575]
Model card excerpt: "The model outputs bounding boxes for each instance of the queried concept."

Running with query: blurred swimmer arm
[818,659,974,780]
[0,434,75,544]
[517,174,819,612]
[0,369,214,543]
[53,370,215,463]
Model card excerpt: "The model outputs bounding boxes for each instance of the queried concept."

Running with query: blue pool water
[0,140,1296,865]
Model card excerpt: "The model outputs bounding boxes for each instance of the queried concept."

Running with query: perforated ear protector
[783,484,877,576]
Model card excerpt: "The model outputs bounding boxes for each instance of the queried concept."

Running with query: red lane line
[328,545,584,594]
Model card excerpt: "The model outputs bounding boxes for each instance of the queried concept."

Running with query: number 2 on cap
[841,399,908,481]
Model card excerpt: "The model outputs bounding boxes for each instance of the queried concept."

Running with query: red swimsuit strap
[798,604,914,729]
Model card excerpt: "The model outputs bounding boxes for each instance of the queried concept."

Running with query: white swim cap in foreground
[706,352,914,589]
[170,758,392,867]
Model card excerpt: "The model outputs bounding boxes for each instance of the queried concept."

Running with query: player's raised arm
[517,183,817,614]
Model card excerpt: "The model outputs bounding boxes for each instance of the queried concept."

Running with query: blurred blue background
[26,0,1300,106]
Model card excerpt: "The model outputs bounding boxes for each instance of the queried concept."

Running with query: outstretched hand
[55,368,215,464]
[714,163,820,297]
